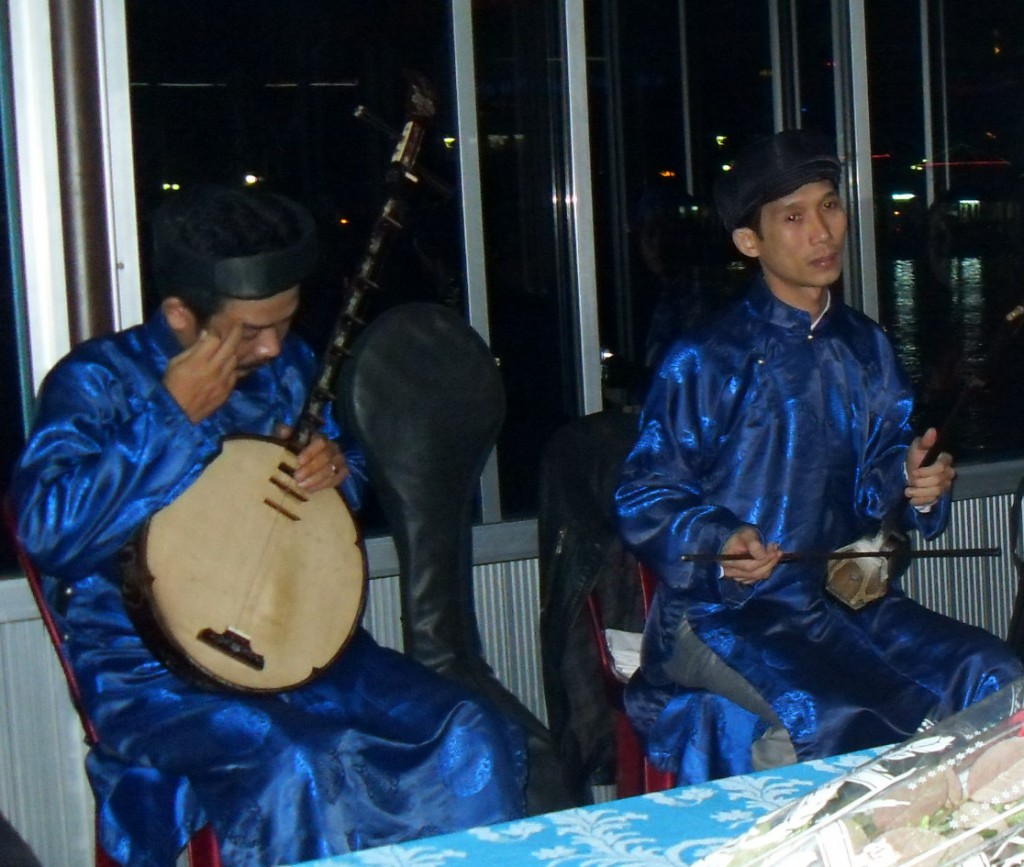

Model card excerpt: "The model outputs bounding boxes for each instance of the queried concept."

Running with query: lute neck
[289,74,439,451]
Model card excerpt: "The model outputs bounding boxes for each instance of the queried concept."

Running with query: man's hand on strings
[721,525,782,584]
[274,425,349,492]
[905,427,956,508]
[163,324,243,423]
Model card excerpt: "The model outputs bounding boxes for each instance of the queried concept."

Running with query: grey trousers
[663,618,798,771]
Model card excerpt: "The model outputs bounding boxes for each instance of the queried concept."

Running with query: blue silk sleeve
[13,352,214,579]
[13,322,370,579]
[616,344,749,601]
[851,327,949,539]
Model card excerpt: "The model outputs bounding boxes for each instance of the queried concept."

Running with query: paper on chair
[604,628,642,681]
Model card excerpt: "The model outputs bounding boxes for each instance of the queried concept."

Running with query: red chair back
[585,559,676,797]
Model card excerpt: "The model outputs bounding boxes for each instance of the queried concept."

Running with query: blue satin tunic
[12,312,527,867]
[617,276,1023,778]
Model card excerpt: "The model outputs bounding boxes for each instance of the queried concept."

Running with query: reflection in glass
[869,0,1024,464]
[472,0,576,518]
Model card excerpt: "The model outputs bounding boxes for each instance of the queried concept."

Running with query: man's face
[732,180,847,308]
[639,213,687,282]
[170,286,301,375]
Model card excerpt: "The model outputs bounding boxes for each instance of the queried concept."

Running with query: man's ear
[161,297,198,341]
[731,227,761,260]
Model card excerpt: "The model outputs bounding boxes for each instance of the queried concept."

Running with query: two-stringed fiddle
[122,73,441,693]
[824,299,1024,608]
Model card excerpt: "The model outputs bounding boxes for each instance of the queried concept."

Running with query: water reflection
[882,254,1024,464]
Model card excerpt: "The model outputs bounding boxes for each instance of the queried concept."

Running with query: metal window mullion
[451,0,502,524]
[96,0,143,331]
[678,0,694,194]
[564,0,602,415]
[832,0,878,321]
[769,0,783,131]
[7,0,69,396]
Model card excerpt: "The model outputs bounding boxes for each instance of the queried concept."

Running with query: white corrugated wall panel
[903,493,1016,637]
[0,579,92,867]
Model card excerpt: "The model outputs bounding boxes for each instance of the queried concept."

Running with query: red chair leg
[614,711,645,798]
[186,826,222,867]
[643,759,676,793]
[95,811,221,866]
[95,812,120,867]
[95,843,121,867]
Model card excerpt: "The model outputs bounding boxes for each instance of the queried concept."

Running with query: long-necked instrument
[686,540,1001,612]
[122,73,441,693]
[917,302,1024,467]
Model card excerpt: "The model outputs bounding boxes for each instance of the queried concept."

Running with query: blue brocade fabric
[616,276,1024,781]
[12,313,527,867]
[624,674,762,784]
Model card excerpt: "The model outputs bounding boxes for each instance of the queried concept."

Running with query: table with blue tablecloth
[293,748,883,866]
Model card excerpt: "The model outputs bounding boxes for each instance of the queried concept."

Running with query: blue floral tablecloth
[294,749,882,866]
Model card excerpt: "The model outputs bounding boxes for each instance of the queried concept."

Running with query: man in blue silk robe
[616,130,1024,779]
[11,185,526,867]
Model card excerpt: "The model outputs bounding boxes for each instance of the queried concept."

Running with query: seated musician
[615,129,1024,778]
[11,185,526,866]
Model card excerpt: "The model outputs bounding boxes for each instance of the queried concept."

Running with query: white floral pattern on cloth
[301,749,883,867]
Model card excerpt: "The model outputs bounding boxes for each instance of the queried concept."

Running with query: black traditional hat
[713,129,842,231]
[152,185,318,301]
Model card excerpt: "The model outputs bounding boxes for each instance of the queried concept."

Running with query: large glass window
[471,0,578,518]
[588,0,1024,471]
[127,1,468,531]
[587,1,836,408]
[868,0,1024,464]
[13,0,1024,574]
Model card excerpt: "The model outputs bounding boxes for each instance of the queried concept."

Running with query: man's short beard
[236,358,271,376]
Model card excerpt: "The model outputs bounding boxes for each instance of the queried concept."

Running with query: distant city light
[443,136,456,149]
[891,192,916,201]
[721,164,733,173]
[913,158,1009,170]
[658,170,676,178]
[161,182,180,191]
[244,174,260,186]
[715,135,727,147]
[338,217,350,226]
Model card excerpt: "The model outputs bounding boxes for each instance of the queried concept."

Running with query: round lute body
[123,436,365,692]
